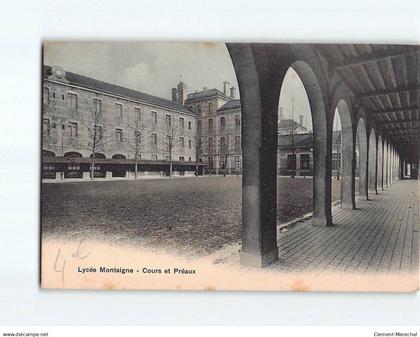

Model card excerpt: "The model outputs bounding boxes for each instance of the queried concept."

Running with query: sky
[44,41,343,132]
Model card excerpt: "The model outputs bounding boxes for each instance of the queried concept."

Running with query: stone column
[227,43,289,267]
[368,130,377,195]
[340,124,355,209]
[377,136,383,191]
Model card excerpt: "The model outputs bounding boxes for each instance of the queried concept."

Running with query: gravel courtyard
[42,176,341,256]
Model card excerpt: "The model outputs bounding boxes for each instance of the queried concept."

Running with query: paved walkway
[276,180,419,274]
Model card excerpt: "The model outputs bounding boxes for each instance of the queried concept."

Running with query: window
[43,119,50,136]
[235,115,241,129]
[179,117,185,130]
[134,107,141,122]
[151,111,157,123]
[197,104,201,114]
[115,128,123,142]
[287,154,296,170]
[208,137,213,151]
[93,99,102,114]
[220,117,226,129]
[151,133,157,146]
[188,121,192,130]
[68,163,80,171]
[151,155,158,160]
[68,122,78,137]
[68,93,78,110]
[179,156,185,161]
[301,154,311,171]
[197,120,201,131]
[208,156,214,169]
[94,125,102,140]
[332,152,342,171]
[188,140,192,149]
[208,118,213,130]
[189,157,191,162]
[43,87,50,103]
[166,114,172,128]
[220,156,227,168]
[180,137,185,147]
[52,92,56,99]
[165,155,170,161]
[234,135,241,152]
[208,102,213,113]
[220,136,226,149]
[62,94,65,100]
[115,103,123,120]
[235,156,241,171]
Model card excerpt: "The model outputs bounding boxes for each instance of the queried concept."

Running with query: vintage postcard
[41,42,419,291]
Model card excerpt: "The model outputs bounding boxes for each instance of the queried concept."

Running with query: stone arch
[368,128,377,195]
[227,43,290,267]
[355,113,369,200]
[112,154,126,160]
[42,150,56,157]
[90,153,106,159]
[64,151,82,158]
[330,84,356,210]
[289,50,331,226]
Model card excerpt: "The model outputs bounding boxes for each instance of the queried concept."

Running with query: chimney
[171,88,177,102]
[203,86,208,91]
[230,86,236,99]
[177,80,187,105]
[299,115,304,126]
[223,81,229,96]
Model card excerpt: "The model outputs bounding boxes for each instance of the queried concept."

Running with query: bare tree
[334,130,342,180]
[42,89,56,141]
[161,112,182,177]
[80,95,107,179]
[194,132,202,177]
[218,124,231,177]
[126,115,146,179]
[287,99,297,179]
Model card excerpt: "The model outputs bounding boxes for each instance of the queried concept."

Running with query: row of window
[43,119,194,149]
[197,135,241,152]
[208,155,242,171]
[197,115,240,131]
[189,102,213,114]
[44,88,193,129]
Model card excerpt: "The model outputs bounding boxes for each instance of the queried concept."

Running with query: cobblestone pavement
[276,180,419,274]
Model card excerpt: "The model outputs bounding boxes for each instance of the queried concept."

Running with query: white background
[0,0,419,326]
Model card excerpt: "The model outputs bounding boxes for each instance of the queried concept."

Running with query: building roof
[278,119,306,130]
[217,99,241,112]
[185,88,231,102]
[278,133,313,148]
[43,65,193,114]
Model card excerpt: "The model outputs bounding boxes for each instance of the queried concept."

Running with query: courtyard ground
[42,176,341,256]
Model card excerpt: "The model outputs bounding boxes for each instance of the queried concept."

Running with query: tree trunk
[169,152,173,177]
[90,156,95,179]
[135,156,138,179]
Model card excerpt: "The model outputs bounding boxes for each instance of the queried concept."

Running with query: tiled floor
[276,180,419,274]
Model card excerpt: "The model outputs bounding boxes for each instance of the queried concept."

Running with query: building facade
[184,83,241,174]
[42,65,200,179]
[42,65,342,180]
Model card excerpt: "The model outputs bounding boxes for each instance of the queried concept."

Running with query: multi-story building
[42,65,200,179]
[184,81,239,174]
[42,65,342,180]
